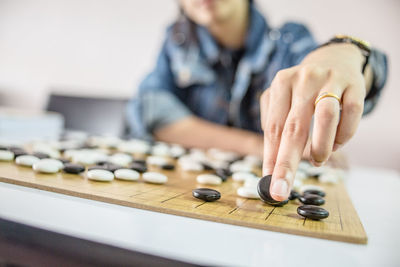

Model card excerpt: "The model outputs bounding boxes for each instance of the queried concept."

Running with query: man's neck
[208,2,249,50]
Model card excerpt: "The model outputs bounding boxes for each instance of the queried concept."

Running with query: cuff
[363,48,388,115]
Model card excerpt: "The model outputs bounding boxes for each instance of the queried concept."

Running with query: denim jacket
[127,5,388,140]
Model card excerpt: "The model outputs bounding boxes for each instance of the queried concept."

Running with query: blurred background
[0,0,399,171]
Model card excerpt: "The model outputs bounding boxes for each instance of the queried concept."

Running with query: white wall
[0,0,399,171]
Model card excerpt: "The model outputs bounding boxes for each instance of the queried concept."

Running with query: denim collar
[195,5,272,67]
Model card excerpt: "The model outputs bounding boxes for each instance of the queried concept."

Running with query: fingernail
[310,157,325,167]
[333,143,342,152]
[271,177,290,197]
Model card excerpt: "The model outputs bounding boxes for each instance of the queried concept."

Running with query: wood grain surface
[0,161,367,244]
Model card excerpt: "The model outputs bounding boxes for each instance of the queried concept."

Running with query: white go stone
[196,174,222,185]
[188,149,208,162]
[108,153,132,166]
[295,170,307,181]
[142,172,168,184]
[207,159,229,170]
[169,144,186,158]
[243,155,262,166]
[318,171,340,184]
[299,184,325,194]
[118,139,150,154]
[180,161,204,172]
[0,150,14,161]
[146,156,169,166]
[298,160,312,172]
[114,169,140,181]
[72,150,108,165]
[229,160,253,173]
[33,159,63,174]
[151,143,170,157]
[15,155,40,167]
[293,178,303,189]
[237,186,260,199]
[87,169,114,182]
[306,166,326,177]
[208,148,239,162]
[244,176,261,188]
[232,171,256,182]
[32,143,61,159]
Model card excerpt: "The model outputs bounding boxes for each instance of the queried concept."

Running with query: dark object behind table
[0,217,198,267]
[46,93,129,137]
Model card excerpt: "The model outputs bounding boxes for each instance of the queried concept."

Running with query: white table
[0,167,399,267]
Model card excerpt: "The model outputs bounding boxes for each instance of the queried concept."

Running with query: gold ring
[314,92,341,107]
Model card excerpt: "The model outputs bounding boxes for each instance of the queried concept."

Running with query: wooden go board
[0,162,367,244]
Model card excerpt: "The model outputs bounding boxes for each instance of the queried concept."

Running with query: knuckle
[299,65,318,80]
[318,105,336,121]
[265,122,284,142]
[273,70,291,87]
[344,100,364,115]
[283,119,308,139]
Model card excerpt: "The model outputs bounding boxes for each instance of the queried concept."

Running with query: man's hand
[260,43,372,201]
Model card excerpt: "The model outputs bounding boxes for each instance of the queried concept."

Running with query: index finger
[270,102,314,201]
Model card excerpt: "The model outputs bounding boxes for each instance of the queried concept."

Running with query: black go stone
[33,152,50,159]
[88,163,122,173]
[192,188,221,202]
[257,175,289,206]
[59,158,71,164]
[297,205,329,220]
[303,189,326,197]
[299,193,325,206]
[161,163,175,170]
[214,169,229,182]
[288,190,300,200]
[88,165,108,171]
[12,149,28,158]
[201,162,214,171]
[63,163,85,174]
[129,162,147,173]
[131,159,146,165]
[105,163,123,172]
[95,160,109,166]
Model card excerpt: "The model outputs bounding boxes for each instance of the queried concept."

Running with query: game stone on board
[300,184,325,195]
[33,159,63,174]
[288,190,300,200]
[161,163,175,170]
[196,174,222,185]
[114,168,140,181]
[237,186,260,199]
[32,152,50,159]
[299,193,325,206]
[303,189,326,197]
[0,150,14,161]
[146,156,169,166]
[129,162,147,173]
[15,155,40,167]
[232,171,256,182]
[63,163,85,174]
[297,205,329,220]
[87,169,114,182]
[142,172,168,184]
[192,188,221,202]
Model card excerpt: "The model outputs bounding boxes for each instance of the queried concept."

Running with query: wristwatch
[320,34,371,74]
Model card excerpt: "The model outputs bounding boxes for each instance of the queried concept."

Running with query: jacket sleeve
[126,39,192,140]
